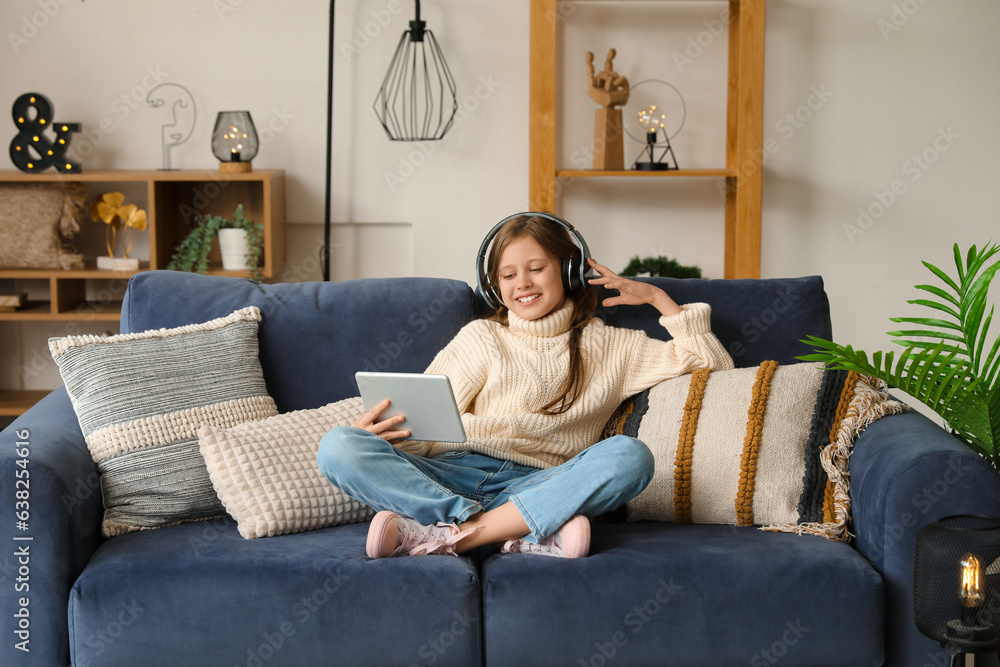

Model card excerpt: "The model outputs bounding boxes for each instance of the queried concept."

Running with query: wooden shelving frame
[528,0,766,279]
[0,168,286,415]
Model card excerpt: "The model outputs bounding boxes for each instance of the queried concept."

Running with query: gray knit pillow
[50,306,277,537]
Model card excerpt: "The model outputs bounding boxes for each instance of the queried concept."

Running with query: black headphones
[476,211,592,311]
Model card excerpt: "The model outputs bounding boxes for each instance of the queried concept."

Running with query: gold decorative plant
[90,192,147,260]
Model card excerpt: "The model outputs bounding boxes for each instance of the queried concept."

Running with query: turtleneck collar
[507,300,574,337]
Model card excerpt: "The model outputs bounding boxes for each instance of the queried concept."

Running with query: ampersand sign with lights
[9,92,81,173]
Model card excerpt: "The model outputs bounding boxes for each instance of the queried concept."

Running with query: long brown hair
[483,215,599,414]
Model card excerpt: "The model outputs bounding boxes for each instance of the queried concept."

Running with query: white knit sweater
[408,300,734,469]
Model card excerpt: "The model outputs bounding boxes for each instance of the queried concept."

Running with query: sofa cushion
[121,272,478,413]
[49,306,277,537]
[199,397,375,539]
[606,362,907,540]
[68,520,482,667]
[595,275,832,368]
[481,522,884,667]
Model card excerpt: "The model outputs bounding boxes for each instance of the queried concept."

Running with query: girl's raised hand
[353,398,411,445]
[587,258,682,317]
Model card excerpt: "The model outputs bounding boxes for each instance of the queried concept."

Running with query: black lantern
[373,0,457,141]
[212,111,258,173]
[914,515,1000,666]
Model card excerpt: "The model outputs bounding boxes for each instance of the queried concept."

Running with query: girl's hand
[353,399,411,445]
[587,258,682,317]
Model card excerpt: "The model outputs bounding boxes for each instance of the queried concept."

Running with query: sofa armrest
[850,408,1000,667]
[0,387,103,667]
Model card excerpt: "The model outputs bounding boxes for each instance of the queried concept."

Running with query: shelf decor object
[8,92,81,174]
[633,104,679,171]
[529,0,767,279]
[914,515,1000,666]
[146,83,197,171]
[373,0,457,141]
[212,111,258,173]
[586,49,630,170]
[0,168,285,419]
[167,204,264,282]
[90,191,147,271]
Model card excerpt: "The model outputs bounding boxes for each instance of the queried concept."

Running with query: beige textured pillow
[198,397,376,539]
[0,182,84,269]
[606,362,907,540]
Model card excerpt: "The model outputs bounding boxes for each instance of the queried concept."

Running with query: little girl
[317,213,733,558]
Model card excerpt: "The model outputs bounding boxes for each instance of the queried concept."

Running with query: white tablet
[355,372,467,443]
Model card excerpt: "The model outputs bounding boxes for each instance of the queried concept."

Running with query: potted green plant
[167,204,264,281]
[800,243,1000,471]
[620,255,702,279]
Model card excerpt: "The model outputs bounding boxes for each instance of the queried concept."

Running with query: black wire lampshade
[212,111,259,173]
[373,0,457,141]
[914,515,1000,665]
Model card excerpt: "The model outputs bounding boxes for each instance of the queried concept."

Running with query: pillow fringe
[763,374,908,541]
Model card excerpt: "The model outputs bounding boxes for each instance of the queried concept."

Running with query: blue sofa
[3,270,1000,666]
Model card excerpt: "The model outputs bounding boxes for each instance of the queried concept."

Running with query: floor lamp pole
[322,0,335,281]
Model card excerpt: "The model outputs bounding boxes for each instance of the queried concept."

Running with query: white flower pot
[217,228,250,271]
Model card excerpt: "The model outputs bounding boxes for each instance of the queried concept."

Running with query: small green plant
[167,204,264,281]
[621,255,702,279]
[800,243,1000,470]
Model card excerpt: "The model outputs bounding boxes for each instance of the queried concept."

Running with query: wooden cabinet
[529,0,765,279]
[0,168,285,416]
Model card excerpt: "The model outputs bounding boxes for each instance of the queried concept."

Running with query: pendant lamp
[373,0,457,141]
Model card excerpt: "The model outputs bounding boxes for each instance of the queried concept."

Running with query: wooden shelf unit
[0,168,286,416]
[529,0,765,279]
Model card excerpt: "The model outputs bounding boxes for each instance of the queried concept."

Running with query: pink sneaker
[366,511,481,558]
[502,515,591,558]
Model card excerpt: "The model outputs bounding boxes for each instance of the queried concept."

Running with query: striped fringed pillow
[604,362,908,541]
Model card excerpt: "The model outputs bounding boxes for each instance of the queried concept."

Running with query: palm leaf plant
[799,243,1000,471]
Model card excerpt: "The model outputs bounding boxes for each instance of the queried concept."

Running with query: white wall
[1,0,998,406]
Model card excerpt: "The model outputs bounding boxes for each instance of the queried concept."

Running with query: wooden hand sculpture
[586,49,630,109]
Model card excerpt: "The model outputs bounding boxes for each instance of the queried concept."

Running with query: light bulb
[959,552,985,609]
[224,125,246,157]
[637,104,666,141]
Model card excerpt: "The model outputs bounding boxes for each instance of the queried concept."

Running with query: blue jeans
[317,426,654,543]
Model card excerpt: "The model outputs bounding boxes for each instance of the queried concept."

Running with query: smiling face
[497,234,566,321]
